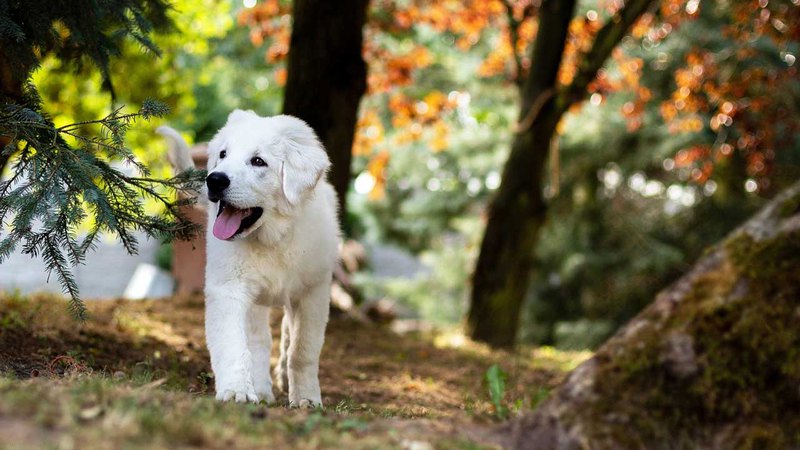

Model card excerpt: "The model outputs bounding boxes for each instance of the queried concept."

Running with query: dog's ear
[226,109,258,125]
[275,116,331,205]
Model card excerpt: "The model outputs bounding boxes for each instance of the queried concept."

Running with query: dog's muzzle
[206,172,230,203]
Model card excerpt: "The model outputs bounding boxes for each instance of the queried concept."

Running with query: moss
[576,229,800,448]
[778,191,800,218]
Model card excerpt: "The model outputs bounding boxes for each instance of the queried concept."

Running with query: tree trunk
[282,0,369,216]
[498,182,800,449]
[467,0,576,348]
[468,0,656,348]
[0,46,25,174]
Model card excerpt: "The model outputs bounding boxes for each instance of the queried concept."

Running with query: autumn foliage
[239,0,798,197]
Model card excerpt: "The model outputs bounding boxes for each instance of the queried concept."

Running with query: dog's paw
[215,375,259,404]
[216,388,260,403]
[289,398,322,409]
[213,363,259,403]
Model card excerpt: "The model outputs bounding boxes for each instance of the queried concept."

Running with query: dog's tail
[157,126,206,203]
[157,125,196,173]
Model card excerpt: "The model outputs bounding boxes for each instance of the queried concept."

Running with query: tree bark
[467,0,576,349]
[0,46,25,174]
[282,0,369,216]
[498,182,800,449]
[468,0,655,348]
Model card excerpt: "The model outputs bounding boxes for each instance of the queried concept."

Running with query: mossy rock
[501,182,800,449]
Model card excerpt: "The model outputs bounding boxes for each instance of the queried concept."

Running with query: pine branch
[0,101,204,319]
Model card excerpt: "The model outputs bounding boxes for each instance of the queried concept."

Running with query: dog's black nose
[206,172,230,202]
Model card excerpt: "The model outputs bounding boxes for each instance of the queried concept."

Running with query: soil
[0,293,588,447]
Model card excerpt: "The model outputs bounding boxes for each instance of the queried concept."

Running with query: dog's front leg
[206,284,259,403]
[247,303,275,403]
[287,282,330,408]
[274,312,291,394]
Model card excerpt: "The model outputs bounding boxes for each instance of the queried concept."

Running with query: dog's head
[205,110,330,241]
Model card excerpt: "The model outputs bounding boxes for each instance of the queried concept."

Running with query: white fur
[160,111,340,407]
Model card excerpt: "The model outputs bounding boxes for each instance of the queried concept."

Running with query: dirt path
[0,294,589,448]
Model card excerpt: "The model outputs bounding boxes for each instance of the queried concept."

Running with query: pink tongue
[213,206,248,240]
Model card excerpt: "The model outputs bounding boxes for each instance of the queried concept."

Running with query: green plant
[530,387,550,409]
[334,397,364,414]
[296,411,330,436]
[484,364,509,420]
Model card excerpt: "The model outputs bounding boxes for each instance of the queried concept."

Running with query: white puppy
[158,110,340,407]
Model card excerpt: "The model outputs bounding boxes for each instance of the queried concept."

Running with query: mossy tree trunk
[468,0,656,348]
[499,182,800,449]
[282,0,369,216]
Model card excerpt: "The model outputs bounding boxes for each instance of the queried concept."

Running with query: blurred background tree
[524,0,800,348]
[319,0,797,348]
[282,0,370,214]
[265,0,795,348]
[467,0,656,348]
[6,0,797,348]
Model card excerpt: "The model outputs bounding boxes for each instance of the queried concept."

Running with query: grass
[0,375,400,450]
[0,293,590,448]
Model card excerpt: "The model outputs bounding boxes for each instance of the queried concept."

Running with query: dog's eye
[219,150,226,159]
[251,157,267,167]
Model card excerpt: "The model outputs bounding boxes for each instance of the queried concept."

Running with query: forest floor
[0,293,589,449]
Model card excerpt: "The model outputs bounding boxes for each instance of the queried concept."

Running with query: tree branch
[513,87,554,133]
[501,0,538,89]
[557,0,657,112]
[501,0,524,88]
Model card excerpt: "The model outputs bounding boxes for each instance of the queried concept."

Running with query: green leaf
[485,364,509,419]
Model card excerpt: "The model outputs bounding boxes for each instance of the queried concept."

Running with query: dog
[158,110,340,407]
